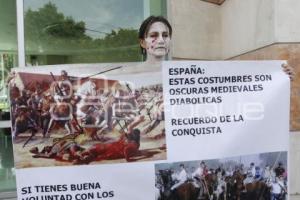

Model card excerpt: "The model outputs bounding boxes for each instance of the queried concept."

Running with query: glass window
[0,0,18,112]
[0,0,18,193]
[0,128,16,193]
[24,0,167,65]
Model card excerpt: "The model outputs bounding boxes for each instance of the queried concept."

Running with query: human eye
[162,32,169,38]
[149,32,158,38]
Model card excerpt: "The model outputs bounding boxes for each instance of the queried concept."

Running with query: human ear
[140,39,147,49]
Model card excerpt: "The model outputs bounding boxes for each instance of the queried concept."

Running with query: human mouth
[155,46,166,50]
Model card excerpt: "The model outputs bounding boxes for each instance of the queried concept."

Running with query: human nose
[157,34,165,43]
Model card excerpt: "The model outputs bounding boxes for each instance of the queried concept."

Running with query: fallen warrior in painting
[30,116,144,163]
[29,136,84,161]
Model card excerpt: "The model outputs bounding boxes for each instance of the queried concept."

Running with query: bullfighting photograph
[155,151,287,200]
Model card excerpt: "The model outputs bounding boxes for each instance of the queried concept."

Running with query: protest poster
[8,61,289,200]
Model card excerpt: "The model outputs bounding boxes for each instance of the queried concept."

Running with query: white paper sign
[10,61,289,200]
[162,61,289,161]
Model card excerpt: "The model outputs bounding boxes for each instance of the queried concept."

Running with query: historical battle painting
[8,66,166,168]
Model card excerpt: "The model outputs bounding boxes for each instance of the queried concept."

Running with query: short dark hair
[138,15,172,55]
[129,128,140,143]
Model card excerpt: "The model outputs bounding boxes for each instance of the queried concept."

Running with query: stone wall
[229,43,300,131]
[290,132,300,194]
[169,0,221,60]
[221,0,276,58]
